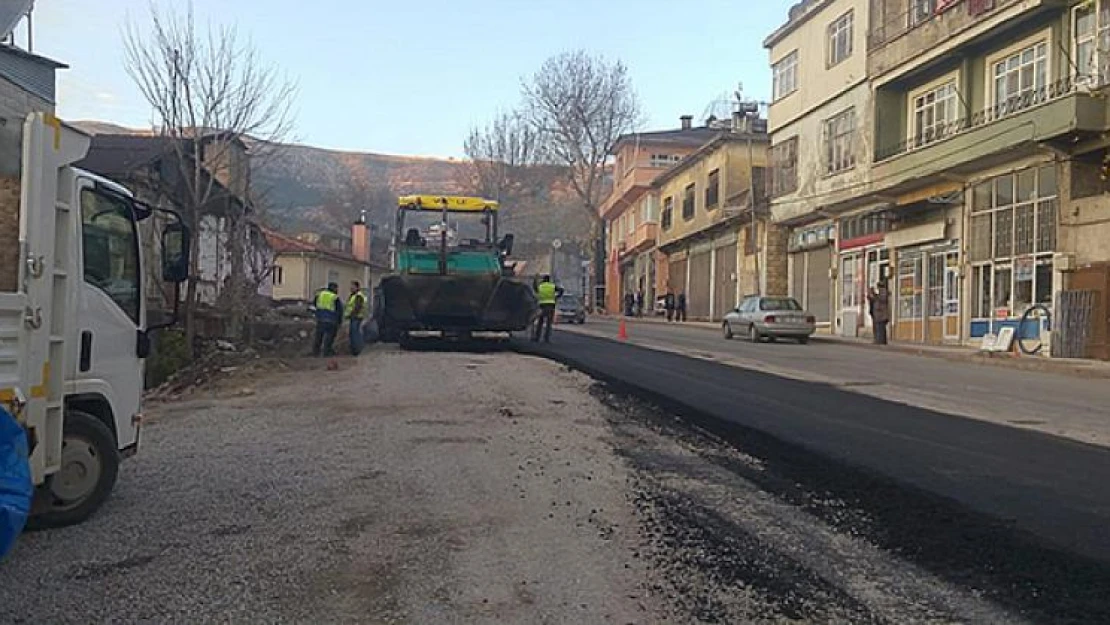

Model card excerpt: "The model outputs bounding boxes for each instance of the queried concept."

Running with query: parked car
[722,295,816,343]
[556,294,587,324]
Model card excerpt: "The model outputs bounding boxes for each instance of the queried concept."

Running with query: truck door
[75,182,143,450]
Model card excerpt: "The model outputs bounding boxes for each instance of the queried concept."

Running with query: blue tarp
[0,405,32,560]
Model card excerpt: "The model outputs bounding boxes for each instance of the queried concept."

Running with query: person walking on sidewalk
[676,292,688,322]
[533,275,563,343]
[869,280,891,345]
[664,291,675,322]
[345,280,368,356]
[310,282,343,357]
[635,290,644,318]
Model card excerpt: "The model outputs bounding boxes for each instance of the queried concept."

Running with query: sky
[26,0,790,158]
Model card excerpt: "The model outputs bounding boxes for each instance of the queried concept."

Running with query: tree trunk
[182,210,202,360]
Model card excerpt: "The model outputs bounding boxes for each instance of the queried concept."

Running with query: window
[81,188,141,323]
[662,196,674,230]
[682,183,696,220]
[1073,2,1110,85]
[827,11,853,67]
[272,265,284,286]
[650,154,681,168]
[771,138,798,196]
[641,195,659,223]
[824,108,856,175]
[991,40,1048,117]
[706,169,720,209]
[841,256,859,309]
[911,80,958,148]
[910,0,935,27]
[969,164,1057,319]
[772,51,798,100]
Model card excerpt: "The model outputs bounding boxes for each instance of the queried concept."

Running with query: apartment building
[599,118,719,313]
[653,115,775,321]
[765,0,877,331]
[867,0,1110,355]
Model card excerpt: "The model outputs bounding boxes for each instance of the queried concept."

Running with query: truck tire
[25,409,119,530]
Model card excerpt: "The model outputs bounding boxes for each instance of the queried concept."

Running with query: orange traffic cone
[618,318,628,341]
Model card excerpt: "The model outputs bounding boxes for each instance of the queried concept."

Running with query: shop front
[836,210,891,338]
[967,163,1057,343]
[788,223,835,326]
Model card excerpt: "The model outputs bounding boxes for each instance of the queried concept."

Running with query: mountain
[69,121,594,252]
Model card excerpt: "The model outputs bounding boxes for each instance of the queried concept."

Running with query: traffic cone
[618,318,628,341]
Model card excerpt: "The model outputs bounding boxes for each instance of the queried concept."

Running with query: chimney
[732,110,745,132]
[680,115,693,130]
[351,211,371,263]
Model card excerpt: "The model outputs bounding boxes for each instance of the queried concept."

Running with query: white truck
[0,113,189,528]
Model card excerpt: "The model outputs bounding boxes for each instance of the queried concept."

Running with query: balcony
[873,76,1108,194]
[868,0,1053,83]
[600,167,667,220]
[623,222,659,257]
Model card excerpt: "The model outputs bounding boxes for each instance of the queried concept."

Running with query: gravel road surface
[0,344,1082,623]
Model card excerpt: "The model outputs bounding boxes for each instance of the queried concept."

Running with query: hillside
[71,121,594,251]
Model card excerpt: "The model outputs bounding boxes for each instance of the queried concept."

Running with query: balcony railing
[875,74,1082,162]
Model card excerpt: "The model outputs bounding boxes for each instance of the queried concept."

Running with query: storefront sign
[1015,257,1034,281]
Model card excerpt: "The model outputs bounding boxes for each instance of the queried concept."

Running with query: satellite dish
[552,239,562,250]
[0,0,32,41]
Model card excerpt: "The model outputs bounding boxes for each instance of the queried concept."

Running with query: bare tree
[462,110,547,203]
[521,51,641,297]
[124,2,296,355]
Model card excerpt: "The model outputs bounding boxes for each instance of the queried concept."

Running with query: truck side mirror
[498,233,514,257]
[161,222,190,283]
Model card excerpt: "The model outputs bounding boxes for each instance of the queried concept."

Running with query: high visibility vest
[314,289,338,313]
[537,281,557,305]
[345,291,367,319]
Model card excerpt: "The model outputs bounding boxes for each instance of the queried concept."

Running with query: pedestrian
[676,292,687,322]
[635,290,644,318]
[533,274,563,343]
[345,280,368,356]
[869,279,891,345]
[664,291,675,322]
[624,292,634,317]
[311,282,342,357]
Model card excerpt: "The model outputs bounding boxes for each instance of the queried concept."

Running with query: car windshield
[760,297,802,311]
[559,295,579,307]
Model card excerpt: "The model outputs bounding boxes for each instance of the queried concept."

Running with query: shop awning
[885,220,947,249]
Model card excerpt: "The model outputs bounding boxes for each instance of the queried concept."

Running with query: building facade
[654,121,778,321]
[599,118,720,314]
[765,0,878,333]
[868,0,1110,354]
[765,0,1110,358]
[266,226,377,305]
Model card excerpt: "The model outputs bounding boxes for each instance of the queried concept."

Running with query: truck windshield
[81,188,140,323]
[400,210,493,248]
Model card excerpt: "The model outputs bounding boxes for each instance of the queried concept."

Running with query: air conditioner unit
[1053,253,1076,272]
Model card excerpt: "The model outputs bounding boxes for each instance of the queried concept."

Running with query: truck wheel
[25,409,119,530]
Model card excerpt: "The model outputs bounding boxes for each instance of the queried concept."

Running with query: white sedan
[723,295,816,344]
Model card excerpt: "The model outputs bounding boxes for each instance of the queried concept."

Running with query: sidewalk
[593,313,1110,380]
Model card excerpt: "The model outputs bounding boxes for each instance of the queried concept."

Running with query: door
[77,183,144,449]
[806,247,832,323]
[713,243,737,319]
[944,252,960,340]
[864,248,891,331]
[896,251,924,342]
[688,251,711,319]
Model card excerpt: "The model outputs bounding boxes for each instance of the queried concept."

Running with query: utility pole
[735,89,762,296]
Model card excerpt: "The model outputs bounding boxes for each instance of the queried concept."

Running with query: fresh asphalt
[515,326,1110,620]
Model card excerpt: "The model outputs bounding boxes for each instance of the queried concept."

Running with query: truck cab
[0,113,188,528]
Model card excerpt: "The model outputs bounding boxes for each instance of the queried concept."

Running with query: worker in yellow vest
[532,274,564,343]
[345,280,368,356]
[310,282,342,357]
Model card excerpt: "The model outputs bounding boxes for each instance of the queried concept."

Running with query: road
[563,317,1110,446]
[518,322,1110,621]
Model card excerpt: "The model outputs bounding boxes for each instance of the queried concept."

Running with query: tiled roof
[263,228,369,266]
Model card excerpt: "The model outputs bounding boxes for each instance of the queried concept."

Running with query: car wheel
[797,336,809,345]
[748,324,760,343]
[723,322,734,340]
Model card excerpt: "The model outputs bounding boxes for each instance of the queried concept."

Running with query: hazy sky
[28,0,789,157]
